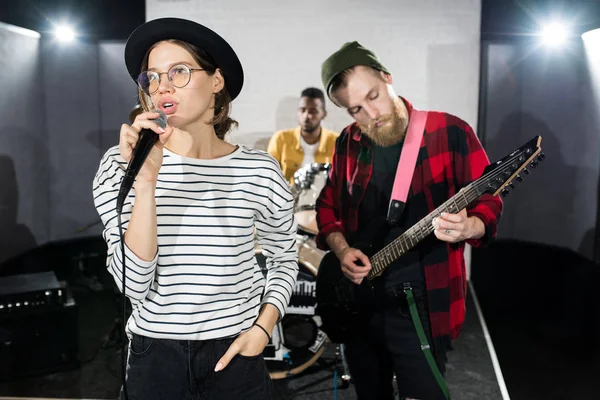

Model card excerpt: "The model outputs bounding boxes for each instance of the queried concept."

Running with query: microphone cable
[115,110,165,400]
[118,212,129,400]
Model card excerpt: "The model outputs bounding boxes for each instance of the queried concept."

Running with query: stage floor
[0,284,504,400]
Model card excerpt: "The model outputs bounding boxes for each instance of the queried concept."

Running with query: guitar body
[315,219,389,343]
[315,246,372,343]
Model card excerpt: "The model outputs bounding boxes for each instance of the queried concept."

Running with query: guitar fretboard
[363,135,541,280]
[368,184,481,279]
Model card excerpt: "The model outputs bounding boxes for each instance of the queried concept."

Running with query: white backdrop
[146,0,482,150]
[146,0,481,276]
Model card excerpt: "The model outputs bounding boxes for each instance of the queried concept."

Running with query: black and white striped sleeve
[254,158,299,320]
[92,147,158,304]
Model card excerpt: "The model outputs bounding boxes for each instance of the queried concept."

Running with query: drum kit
[254,163,351,382]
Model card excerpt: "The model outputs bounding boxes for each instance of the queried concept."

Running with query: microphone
[116,110,167,214]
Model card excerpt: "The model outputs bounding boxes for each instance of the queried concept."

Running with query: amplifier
[0,282,79,380]
[0,271,65,313]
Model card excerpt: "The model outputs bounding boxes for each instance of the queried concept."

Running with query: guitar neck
[367,183,481,279]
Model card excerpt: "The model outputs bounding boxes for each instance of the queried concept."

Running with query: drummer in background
[268,87,338,183]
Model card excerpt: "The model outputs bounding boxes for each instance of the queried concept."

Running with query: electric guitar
[315,136,544,343]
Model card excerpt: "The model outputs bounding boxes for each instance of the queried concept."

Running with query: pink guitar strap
[387,110,428,225]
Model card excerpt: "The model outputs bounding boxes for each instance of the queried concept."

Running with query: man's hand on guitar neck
[326,232,372,285]
[432,209,485,243]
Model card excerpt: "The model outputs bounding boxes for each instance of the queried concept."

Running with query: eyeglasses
[137,64,205,95]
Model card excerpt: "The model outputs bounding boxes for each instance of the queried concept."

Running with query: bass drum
[254,234,328,379]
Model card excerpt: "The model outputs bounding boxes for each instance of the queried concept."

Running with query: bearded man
[315,41,503,400]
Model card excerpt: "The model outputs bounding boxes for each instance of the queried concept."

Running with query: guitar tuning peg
[523,168,530,175]
[515,174,523,182]
[538,153,545,161]
[501,189,510,197]
[508,183,515,189]
[530,161,538,168]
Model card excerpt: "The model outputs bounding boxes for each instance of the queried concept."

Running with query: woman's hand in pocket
[214,326,270,372]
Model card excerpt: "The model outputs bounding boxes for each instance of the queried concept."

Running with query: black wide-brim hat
[124,18,244,101]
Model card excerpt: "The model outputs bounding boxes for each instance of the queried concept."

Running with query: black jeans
[344,290,448,400]
[120,333,273,400]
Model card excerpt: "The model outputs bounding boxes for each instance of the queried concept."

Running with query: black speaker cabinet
[0,287,79,381]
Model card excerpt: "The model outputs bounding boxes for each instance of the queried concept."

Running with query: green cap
[321,41,390,98]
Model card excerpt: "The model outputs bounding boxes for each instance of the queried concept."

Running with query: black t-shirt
[358,141,425,290]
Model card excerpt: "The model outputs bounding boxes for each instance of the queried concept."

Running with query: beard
[358,97,408,147]
[301,122,320,134]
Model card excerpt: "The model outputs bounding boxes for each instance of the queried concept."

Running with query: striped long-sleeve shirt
[92,145,299,341]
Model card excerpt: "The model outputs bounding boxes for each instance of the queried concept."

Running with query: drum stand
[100,291,126,349]
[334,343,352,389]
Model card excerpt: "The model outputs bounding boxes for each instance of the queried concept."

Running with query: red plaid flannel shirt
[315,98,503,347]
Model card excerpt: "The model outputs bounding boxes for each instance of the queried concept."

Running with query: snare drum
[254,234,328,379]
[292,163,330,235]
